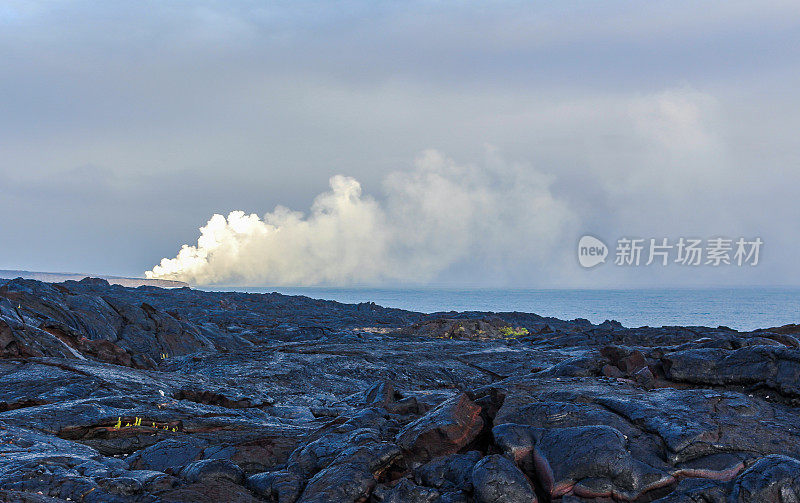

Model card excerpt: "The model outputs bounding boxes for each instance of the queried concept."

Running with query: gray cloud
[0,1,798,285]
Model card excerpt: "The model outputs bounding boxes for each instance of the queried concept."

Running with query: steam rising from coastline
[146,150,574,285]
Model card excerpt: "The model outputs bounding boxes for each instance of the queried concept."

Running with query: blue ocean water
[205,287,800,332]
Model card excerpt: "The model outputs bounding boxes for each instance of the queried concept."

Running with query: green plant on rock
[498,326,529,338]
[112,417,146,430]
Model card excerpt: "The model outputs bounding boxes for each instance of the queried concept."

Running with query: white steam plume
[146,150,575,285]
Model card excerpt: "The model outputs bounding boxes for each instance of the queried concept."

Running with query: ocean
[203,287,800,332]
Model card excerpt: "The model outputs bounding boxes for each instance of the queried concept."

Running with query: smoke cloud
[146,150,575,286]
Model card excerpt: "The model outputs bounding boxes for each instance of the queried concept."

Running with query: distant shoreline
[0,269,188,289]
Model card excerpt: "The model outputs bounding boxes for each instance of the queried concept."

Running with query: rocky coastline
[0,277,798,502]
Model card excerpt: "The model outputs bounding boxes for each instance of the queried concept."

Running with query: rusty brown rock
[396,393,484,461]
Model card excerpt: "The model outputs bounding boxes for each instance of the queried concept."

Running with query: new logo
[578,235,608,268]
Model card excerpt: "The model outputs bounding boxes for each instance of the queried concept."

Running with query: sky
[1,1,799,287]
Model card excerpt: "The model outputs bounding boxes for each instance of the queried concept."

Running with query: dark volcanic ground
[0,278,799,502]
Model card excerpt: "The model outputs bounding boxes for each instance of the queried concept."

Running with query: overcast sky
[1,1,799,287]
